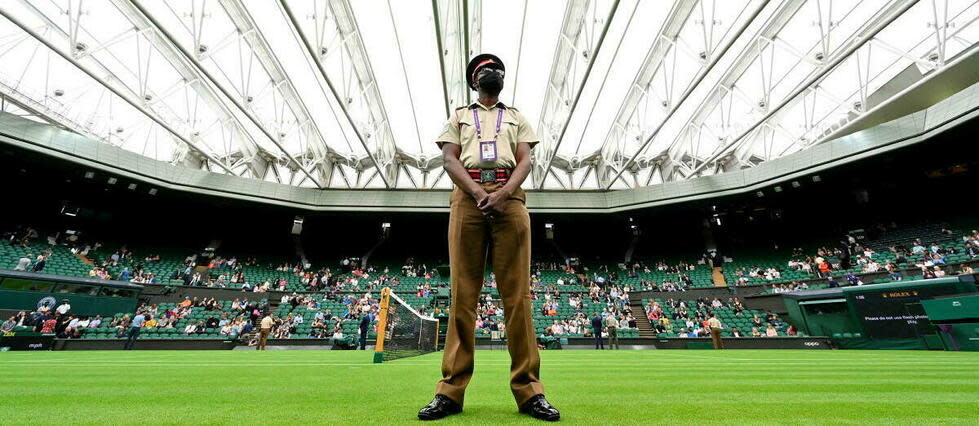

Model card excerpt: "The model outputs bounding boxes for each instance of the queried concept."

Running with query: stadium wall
[45,336,831,351]
[54,338,236,351]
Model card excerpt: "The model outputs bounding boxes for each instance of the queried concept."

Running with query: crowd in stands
[0,291,270,341]
[536,281,637,338]
[644,297,793,338]
[0,227,928,297]
[81,244,446,298]
[531,259,696,293]
[5,227,51,274]
[12,252,48,274]
[766,228,979,294]
[7,220,979,297]
[1,299,97,338]
[268,292,378,340]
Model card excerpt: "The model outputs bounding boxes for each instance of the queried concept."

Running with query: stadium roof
[1,0,977,190]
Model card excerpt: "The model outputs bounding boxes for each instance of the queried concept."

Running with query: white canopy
[1,0,976,189]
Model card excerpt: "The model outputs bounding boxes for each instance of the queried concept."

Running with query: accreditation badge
[479,140,498,162]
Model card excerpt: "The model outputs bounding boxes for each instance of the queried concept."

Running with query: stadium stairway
[630,301,657,339]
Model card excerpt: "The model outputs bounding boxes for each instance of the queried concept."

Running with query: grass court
[1,349,977,425]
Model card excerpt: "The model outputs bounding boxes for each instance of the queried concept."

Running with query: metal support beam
[279,0,394,188]
[222,0,339,165]
[3,0,261,175]
[535,0,622,189]
[432,0,479,116]
[593,0,700,185]
[0,6,240,176]
[685,0,920,177]
[121,0,325,189]
[603,0,772,189]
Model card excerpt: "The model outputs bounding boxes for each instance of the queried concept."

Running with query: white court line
[0,362,385,367]
[2,361,976,368]
[0,358,74,362]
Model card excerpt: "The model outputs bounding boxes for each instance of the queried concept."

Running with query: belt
[467,168,512,184]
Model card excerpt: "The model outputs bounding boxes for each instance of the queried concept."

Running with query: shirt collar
[468,101,507,111]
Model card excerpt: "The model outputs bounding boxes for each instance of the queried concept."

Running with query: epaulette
[508,106,520,112]
[454,106,467,111]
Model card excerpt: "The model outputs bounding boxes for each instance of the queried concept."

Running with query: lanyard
[473,108,504,141]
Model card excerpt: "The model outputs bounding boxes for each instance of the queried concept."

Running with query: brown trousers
[436,183,543,406]
[606,326,619,349]
[710,327,724,349]
[258,328,270,350]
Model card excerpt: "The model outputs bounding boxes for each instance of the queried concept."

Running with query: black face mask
[477,72,504,96]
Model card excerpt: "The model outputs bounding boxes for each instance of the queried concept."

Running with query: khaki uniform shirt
[603,315,618,329]
[260,316,273,330]
[435,101,539,169]
[707,317,722,329]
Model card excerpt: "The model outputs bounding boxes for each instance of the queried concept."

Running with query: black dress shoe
[418,394,462,421]
[519,394,560,421]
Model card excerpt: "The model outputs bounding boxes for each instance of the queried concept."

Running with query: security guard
[707,313,724,349]
[418,54,560,422]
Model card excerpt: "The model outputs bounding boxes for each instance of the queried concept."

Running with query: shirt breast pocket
[502,119,519,141]
[458,122,476,142]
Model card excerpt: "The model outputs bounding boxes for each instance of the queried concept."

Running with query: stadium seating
[4,222,975,305]
[530,294,639,338]
[273,298,373,340]
[642,298,791,338]
[0,241,92,277]
[80,299,267,340]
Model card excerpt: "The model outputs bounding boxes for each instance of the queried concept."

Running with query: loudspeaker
[291,216,304,235]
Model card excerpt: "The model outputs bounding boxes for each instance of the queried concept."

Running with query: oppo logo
[803,341,821,347]
[28,343,43,349]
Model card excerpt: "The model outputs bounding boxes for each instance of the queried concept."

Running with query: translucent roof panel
[1,0,977,190]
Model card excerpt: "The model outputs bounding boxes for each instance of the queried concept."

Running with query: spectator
[359,313,371,350]
[14,254,32,271]
[1,316,16,332]
[827,276,840,288]
[31,255,46,273]
[886,263,902,281]
[765,324,778,337]
[590,312,604,350]
[55,299,71,315]
[124,312,147,350]
[40,315,57,333]
[817,258,832,278]
[143,316,158,329]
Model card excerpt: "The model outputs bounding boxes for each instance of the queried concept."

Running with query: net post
[373,287,392,363]
[435,318,440,351]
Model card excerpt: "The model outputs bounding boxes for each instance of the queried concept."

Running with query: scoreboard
[848,281,963,339]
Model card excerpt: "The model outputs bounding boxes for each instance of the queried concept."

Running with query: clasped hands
[473,187,510,217]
